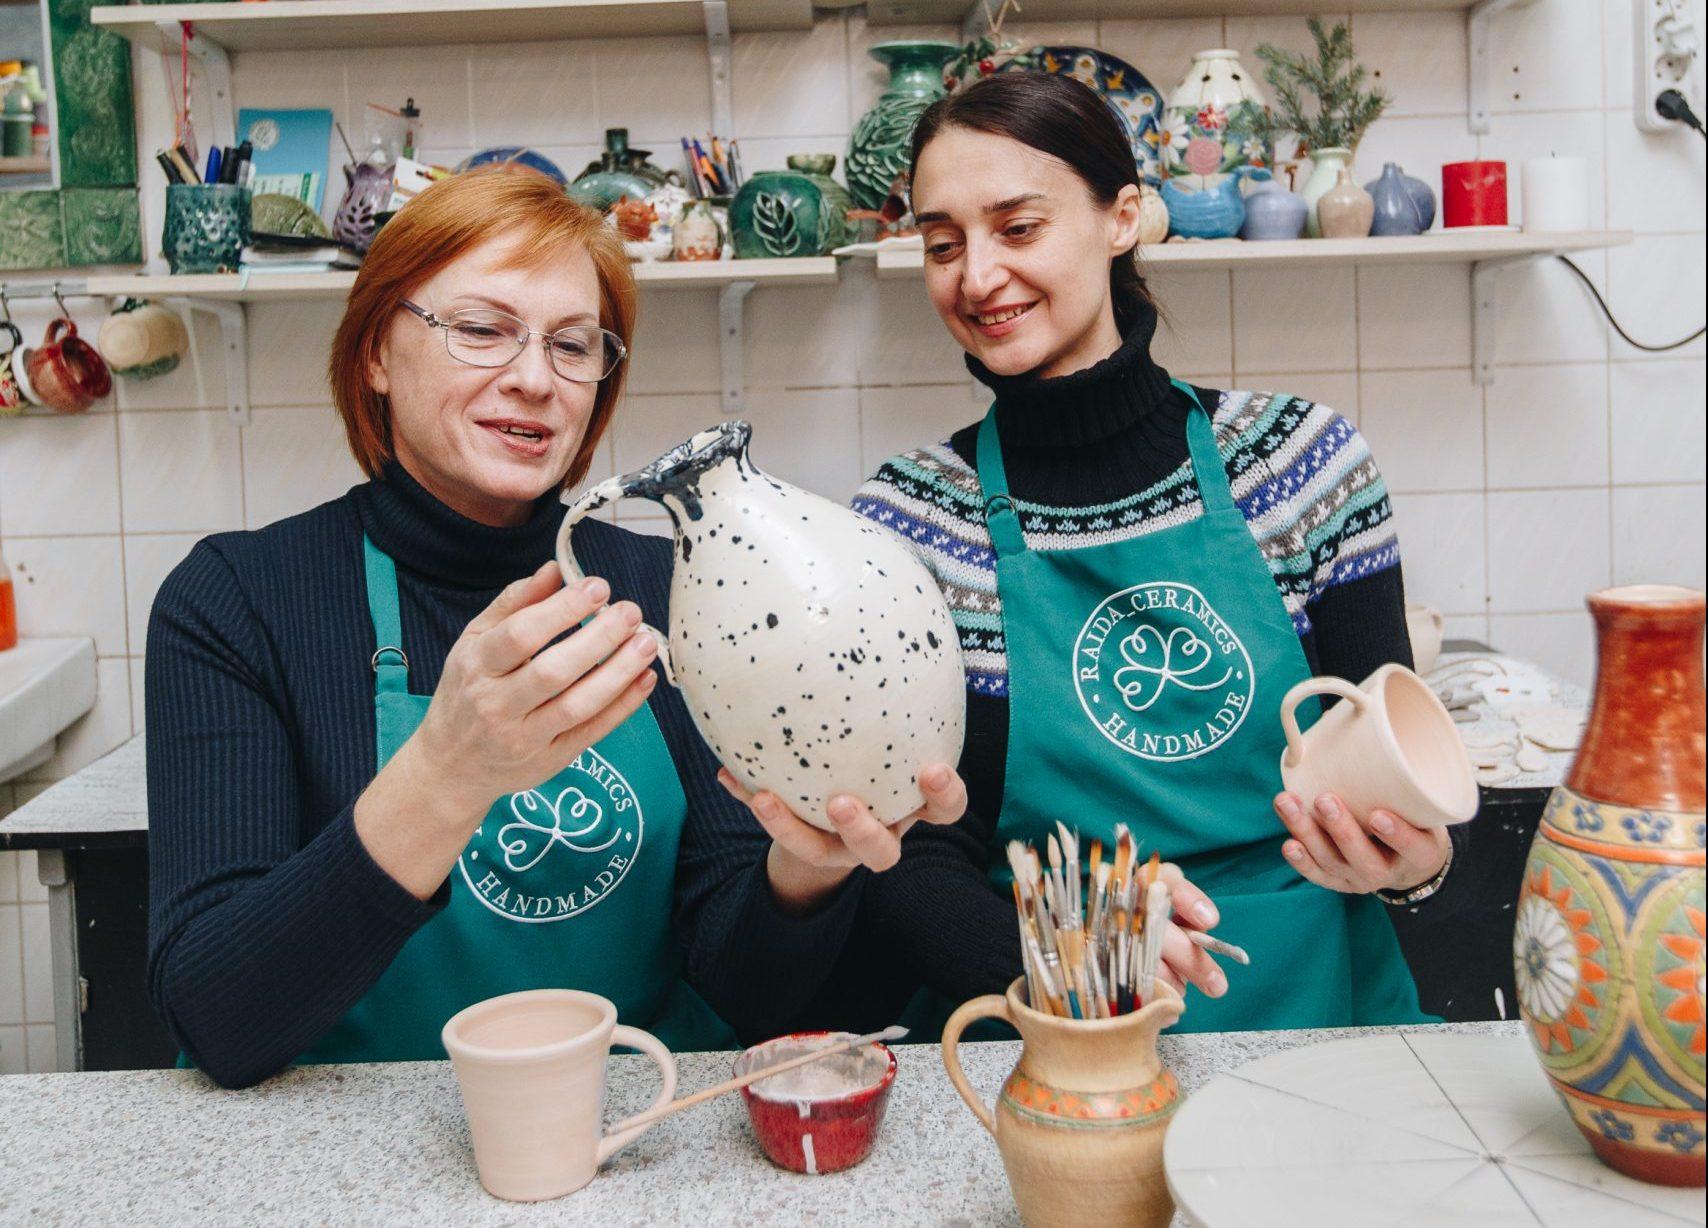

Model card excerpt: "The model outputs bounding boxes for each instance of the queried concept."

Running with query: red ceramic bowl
[734,1031,897,1175]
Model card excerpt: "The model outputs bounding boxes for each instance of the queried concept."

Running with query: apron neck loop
[362,536,411,695]
[975,412,1028,559]
[1172,379,1234,515]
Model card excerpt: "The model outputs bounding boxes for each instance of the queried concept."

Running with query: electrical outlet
[1636,0,1701,131]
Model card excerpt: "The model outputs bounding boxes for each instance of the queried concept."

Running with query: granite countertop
[0,1021,1521,1227]
[0,735,146,849]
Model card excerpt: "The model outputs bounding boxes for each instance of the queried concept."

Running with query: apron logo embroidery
[457,747,644,923]
[1073,581,1255,762]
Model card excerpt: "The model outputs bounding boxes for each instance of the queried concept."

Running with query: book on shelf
[240,243,363,272]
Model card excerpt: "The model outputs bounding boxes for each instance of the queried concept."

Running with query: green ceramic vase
[161,184,251,275]
[730,157,853,259]
[846,40,956,211]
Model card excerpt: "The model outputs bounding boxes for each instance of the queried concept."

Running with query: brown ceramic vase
[942,977,1184,1228]
[1513,585,1706,1186]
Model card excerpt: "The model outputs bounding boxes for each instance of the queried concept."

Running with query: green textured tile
[0,192,68,270]
[62,187,143,265]
[47,0,138,188]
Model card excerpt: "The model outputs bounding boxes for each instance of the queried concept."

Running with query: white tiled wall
[1,1,1703,1071]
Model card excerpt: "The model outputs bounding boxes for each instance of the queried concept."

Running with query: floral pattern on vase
[998,46,1165,186]
[1515,586,1706,1188]
[1160,49,1268,192]
[846,41,956,211]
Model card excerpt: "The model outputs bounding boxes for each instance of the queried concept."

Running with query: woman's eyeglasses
[399,299,627,383]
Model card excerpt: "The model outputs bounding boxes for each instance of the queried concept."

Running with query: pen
[203,146,222,185]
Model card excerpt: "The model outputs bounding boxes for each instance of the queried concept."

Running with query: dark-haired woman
[841,73,1472,1033]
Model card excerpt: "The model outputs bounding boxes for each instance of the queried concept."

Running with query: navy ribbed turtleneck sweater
[145,461,863,1087]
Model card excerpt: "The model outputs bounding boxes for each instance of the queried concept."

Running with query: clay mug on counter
[26,318,112,414]
[942,977,1185,1228]
[1279,662,1478,829]
[441,989,678,1203]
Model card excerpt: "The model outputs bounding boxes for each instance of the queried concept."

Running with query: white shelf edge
[874,231,1632,279]
[866,0,1483,25]
[90,0,812,51]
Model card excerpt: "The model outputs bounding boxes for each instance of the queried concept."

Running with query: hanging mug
[10,339,42,410]
[26,318,112,414]
[0,321,25,415]
[97,299,190,381]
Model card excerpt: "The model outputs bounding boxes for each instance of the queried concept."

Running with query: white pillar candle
[1520,156,1590,233]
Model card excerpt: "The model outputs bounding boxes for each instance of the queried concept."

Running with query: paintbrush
[1186,929,1252,966]
[611,1025,908,1134]
[1139,879,1168,1004]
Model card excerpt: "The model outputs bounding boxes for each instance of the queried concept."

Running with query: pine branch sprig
[1255,17,1389,154]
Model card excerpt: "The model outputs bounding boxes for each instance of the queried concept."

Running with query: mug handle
[596,1024,678,1164]
[1279,676,1368,769]
[941,994,1012,1136]
[556,479,677,686]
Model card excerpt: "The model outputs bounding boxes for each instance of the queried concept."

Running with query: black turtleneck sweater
[145,462,863,1087]
[834,307,1476,1023]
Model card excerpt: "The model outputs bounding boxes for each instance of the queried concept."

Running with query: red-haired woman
[146,168,965,1087]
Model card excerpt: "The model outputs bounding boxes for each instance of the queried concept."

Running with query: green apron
[297,536,734,1063]
[961,381,1429,1033]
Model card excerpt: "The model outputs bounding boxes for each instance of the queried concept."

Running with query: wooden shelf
[0,156,51,175]
[84,257,839,303]
[91,0,812,53]
[868,0,1480,23]
[873,230,1632,278]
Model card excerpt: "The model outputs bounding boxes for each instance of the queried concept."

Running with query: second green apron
[297,536,734,1063]
[973,382,1429,1032]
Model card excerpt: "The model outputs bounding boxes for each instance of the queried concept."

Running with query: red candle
[1441,160,1509,227]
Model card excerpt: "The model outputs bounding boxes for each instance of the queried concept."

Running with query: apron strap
[361,536,411,696]
[974,411,1027,559]
[1172,379,1235,515]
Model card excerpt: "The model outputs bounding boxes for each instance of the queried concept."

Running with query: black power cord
[1656,89,1707,136]
[1557,256,1706,352]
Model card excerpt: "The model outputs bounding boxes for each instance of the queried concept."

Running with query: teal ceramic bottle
[846,41,957,210]
[730,156,853,259]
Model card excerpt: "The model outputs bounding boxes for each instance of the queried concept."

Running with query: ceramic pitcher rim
[1367,664,1479,820]
[441,987,615,1065]
[1003,975,1184,1032]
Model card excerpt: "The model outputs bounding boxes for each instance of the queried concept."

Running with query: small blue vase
[1162,173,1248,240]
[1240,175,1308,241]
[1365,162,1436,236]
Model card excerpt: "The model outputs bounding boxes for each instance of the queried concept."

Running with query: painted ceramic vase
[333,161,393,253]
[1317,167,1374,238]
[998,46,1165,186]
[1161,49,1268,192]
[1240,175,1308,240]
[555,422,965,830]
[672,198,723,262]
[846,41,956,211]
[1162,170,1258,240]
[1514,585,1706,1187]
[1366,162,1435,236]
[569,129,673,212]
[1299,147,1353,238]
[943,978,1185,1228]
[730,165,852,259]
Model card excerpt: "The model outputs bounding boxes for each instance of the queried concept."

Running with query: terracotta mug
[1279,662,1478,829]
[942,977,1185,1228]
[26,318,112,414]
[441,988,677,1203]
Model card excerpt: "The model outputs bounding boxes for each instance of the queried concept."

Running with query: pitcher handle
[941,994,1011,1136]
[556,479,678,686]
[1279,676,1368,769]
[596,1025,678,1164]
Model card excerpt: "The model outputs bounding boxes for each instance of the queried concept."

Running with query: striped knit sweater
[852,385,1402,698]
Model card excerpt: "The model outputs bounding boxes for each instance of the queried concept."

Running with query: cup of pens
[939,828,1198,1228]
[162,184,251,275]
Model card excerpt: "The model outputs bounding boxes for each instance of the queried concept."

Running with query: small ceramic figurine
[672,199,724,262]
[1136,184,1169,246]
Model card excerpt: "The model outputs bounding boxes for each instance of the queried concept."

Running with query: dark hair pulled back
[909,71,1156,334]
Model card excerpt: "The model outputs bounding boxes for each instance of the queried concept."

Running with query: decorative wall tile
[0,192,67,270]
[61,188,144,265]
[46,0,137,187]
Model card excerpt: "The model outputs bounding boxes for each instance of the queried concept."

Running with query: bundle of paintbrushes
[1006,824,1249,1020]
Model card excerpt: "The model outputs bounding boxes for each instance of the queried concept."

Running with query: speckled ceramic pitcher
[555,421,965,830]
[942,978,1186,1228]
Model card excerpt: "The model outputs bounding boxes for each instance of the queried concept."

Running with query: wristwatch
[1376,835,1455,907]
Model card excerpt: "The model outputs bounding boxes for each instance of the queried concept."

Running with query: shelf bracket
[1471,254,1548,386]
[718,280,755,415]
[703,0,734,138]
[164,296,251,426]
[155,21,237,153]
[1467,0,1539,134]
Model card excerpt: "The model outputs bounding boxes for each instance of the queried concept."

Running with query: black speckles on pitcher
[556,420,966,831]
